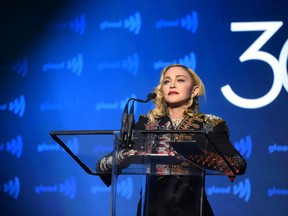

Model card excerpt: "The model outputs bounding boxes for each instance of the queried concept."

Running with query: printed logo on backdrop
[49,14,86,36]
[1,57,28,77]
[222,21,288,109]
[207,178,251,202]
[234,135,252,159]
[268,187,288,197]
[12,57,28,77]
[35,177,77,199]
[0,135,23,158]
[91,177,133,200]
[100,12,141,35]
[156,11,198,34]
[40,98,80,112]
[95,94,137,112]
[37,137,79,155]
[97,53,139,76]
[42,54,83,76]
[1,177,20,200]
[0,95,26,117]
[268,143,288,154]
[153,52,196,71]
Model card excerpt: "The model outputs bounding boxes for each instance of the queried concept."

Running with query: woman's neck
[167,107,185,119]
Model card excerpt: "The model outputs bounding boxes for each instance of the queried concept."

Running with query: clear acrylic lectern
[50,129,237,216]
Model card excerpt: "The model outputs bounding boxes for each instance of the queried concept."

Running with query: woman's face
[161,66,196,108]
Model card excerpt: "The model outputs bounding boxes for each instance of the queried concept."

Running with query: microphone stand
[126,100,135,148]
[120,93,156,148]
[120,98,133,148]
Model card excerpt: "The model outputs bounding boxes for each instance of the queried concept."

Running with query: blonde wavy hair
[147,64,205,123]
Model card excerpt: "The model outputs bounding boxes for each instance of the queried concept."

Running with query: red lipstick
[168,91,179,95]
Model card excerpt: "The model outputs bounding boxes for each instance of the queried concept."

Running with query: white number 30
[221,21,288,109]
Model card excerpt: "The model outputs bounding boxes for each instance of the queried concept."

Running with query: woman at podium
[97,64,247,216]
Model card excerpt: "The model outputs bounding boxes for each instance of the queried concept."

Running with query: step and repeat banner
[0,1,287,215]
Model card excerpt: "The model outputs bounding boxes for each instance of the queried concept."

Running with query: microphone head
[147,92,157,100]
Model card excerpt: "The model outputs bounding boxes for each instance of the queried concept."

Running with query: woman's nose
[170,81,176,88]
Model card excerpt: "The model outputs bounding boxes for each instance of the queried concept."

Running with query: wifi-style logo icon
[117,177,133,200]
[66,54,83,76]
[124,12,141,35]
[3,177,20,200]
[5,135,23,158]
[59,177,77,200]
[180,11,198,33]
[233,178,251,202]
[234,135,252,159]
[12,57,28,77]
[70,14,86,36]
[8,95,26,117]
[121,53,139,76]
[178,52,197,70]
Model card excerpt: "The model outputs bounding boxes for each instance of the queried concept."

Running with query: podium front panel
[50,129,237,216]
[113,130,208,216]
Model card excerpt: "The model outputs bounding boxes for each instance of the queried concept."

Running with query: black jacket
[97,113,247,216]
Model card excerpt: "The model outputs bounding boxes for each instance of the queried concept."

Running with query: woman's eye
[163,80,170,85]
[177,79,185,83]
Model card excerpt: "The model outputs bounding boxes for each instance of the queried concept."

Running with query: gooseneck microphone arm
[120,93,157,148]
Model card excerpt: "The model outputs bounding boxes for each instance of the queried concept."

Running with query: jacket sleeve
[96,115,149,187]
[207,120,247,175]
[188,118,247,181]
[96,148,136,187]
[96,152,113,187]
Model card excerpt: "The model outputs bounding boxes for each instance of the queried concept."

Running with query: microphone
[127,92,156,146]
[120,97,134,147]
[120,93,157,148]
[133,92,157,103]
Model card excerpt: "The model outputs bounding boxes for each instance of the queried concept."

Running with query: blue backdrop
[1,0,288,215]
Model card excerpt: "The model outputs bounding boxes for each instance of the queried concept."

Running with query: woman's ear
[192,86,199,97]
